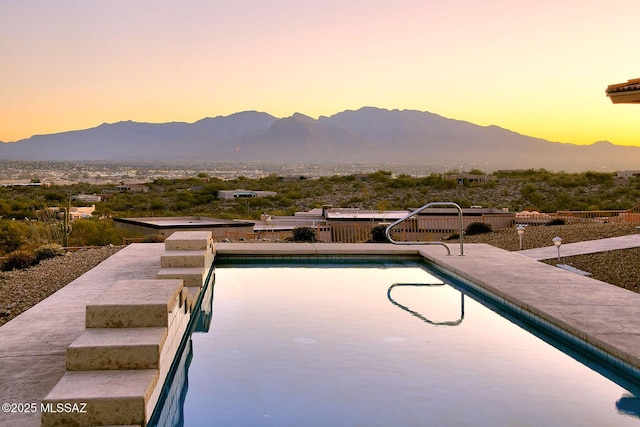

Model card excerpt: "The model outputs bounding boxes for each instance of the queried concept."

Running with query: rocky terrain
[0,222,638,327]
[464,222,640,293]
[0,246,122,326]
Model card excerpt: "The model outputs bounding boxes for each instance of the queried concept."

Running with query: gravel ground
[464,223,640,293]
[1,222,639,327]
[0,246,122,327]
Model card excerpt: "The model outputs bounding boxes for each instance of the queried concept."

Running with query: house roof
[113,216,254,229]
[606,78,640,104]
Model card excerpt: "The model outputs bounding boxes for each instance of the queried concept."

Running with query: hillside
[1,107,639,171]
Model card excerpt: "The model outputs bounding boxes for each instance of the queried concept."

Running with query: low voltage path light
[516,225,525,250]
[553,236,563,262]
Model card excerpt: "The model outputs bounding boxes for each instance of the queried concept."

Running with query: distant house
[116,184,149,193]
[97,193,115,200]
[445,173,497,185]
[0,180,52,188]
[218,189,277,200]
[616,170,640,180]
[606,78,640,104]
[113,216,254,240]
[253,213,330,241]
[257,205,512,243]
[71,194,102,203]
[68,205,96,220]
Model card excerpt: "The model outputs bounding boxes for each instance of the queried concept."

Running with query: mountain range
[1,107,638,171]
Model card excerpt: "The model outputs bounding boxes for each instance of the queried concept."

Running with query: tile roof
[607,78,640,93]
[606,78,640,103]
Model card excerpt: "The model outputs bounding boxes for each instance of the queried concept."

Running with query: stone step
[85,279,185,328]
[186,287,201,313]
[41,369,159,427]
[66,327,168,371]
[160,250,214,268]
[164,230,213,251]
[156,266,206,288]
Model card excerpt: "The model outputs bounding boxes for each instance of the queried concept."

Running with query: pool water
[155,260,640,426]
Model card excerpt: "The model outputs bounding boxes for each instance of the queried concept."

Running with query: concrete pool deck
[519,233,640,260]
[0,243,165,426]
[2,239,640,425]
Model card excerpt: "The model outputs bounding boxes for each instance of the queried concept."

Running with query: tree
[68,219,127,246]
[368,225,390,243]
[290,226,318,242]
[0,220,26,254]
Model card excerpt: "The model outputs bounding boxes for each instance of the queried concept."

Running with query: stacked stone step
[42,231,214,427]
[157,231,215,312]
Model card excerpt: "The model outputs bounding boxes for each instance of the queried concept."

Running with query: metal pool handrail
[385,202,464,256]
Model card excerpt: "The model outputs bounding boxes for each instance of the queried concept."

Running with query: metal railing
[385,202,464,256]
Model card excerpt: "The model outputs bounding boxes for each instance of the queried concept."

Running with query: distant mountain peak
[288,112,315,121]
[0,108,637,171]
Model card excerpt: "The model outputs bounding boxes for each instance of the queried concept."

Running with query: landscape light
[516,225,525,250]
[553,236,562,262]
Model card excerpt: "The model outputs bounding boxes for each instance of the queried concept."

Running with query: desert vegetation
[2,168,640,323]
[0,168,638,258]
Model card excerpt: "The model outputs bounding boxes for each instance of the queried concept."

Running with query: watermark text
[2,402,88,414]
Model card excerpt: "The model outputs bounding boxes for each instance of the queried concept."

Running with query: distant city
[0,160,475,185]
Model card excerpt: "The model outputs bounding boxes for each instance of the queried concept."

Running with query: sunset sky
[2,0,639,146]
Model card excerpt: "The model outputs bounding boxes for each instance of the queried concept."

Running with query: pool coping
[2,240,640,426]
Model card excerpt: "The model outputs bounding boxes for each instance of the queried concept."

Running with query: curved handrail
[387,283,465,326]
[385,202,464,256]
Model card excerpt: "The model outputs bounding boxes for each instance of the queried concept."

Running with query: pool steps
[85,280,187,328]
[156,267,207,288]
[41,231,214,427]
[42,369,157,427]
[157,232,215,288]
[66,327,168,370]
[160,250,213,268]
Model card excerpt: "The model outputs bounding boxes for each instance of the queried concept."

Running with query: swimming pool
[151,259,640,426]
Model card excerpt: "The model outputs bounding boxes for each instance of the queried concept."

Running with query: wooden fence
[556,210,640,224]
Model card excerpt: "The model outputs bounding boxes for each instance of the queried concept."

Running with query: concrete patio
[519,233,640,260]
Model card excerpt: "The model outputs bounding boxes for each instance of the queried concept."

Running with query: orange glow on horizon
[1,1,639,146]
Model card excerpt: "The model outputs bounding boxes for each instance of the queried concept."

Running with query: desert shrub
[290,226,318,242]
[465,222,492,236]
[545,218,566,226]
[34,243,64,261]
[68,218,127,246]
[141,234,166,243]
[368,224,390,243]
[2,250,36,271]
[0,220,27,254]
